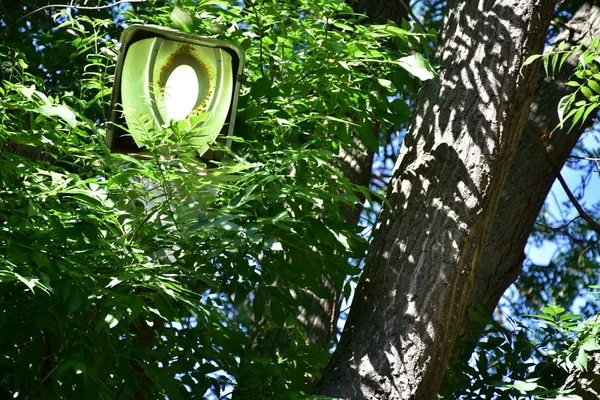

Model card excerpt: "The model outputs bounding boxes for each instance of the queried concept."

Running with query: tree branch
[397,0,425,31]
[557,173,600,236]
[0,0,146,37]
[535,216,580,231]
[550,20,580,33]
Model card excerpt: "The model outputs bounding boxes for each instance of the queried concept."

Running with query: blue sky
[527,130,600,266]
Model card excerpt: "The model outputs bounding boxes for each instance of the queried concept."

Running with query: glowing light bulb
[163,64,198,122]
[109,25,245,160]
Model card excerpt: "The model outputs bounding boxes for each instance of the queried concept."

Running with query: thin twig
[39,358,62,385]
[586,157,600,172]
[568,156,600,172]
[556,173,600,237]
[550,20,580,33]
[0,0,146,37]
[218,391,233,400]
[578,243,595,269]
[397,0,426,32]
[535,216,580,231]
[373,170,391,180]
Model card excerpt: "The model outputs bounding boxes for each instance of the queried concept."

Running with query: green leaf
[512,379,538,392]
[357,119,378,152]
[15,273,38,293]
[106,277,122,288]
[104,313,120,329]
[67,289,84,312]
[552,50,560,76]
[558,41,567,51]
[560,313,581,321]
[557,94,575,125]
[171,0,194,32]
[397,53,437,81]
[582,103,598,123]
[581,338,600,352]
[28,200,39,217]
[17,84,37,100]
[377,78,394,92]
[373,24,410,38]
[588,79,600,94]
[575,346,588,371]
[253,290,265,323]
[389,99,411,125]
[18,58,28,70]
[581,85,594,100]
[129,296,144,321]
[571,105,586,127]
[541,304,565,316]
[544,46,553,76]
[559,51,571,72]
[333,21,354,31]
[525,314,558,326]
[37,104,77,128]
[521,54,543,68]
[153,294,178,321]
[250,76,273,99]
[270,299,285,326]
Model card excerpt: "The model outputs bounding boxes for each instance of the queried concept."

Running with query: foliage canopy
[0,0,433,398]
[1,1,600,399]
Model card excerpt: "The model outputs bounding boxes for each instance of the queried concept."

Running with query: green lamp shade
[107,25,244,160]
[121,38,233,154]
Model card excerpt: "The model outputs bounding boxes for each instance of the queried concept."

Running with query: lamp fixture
[107,24,245,161]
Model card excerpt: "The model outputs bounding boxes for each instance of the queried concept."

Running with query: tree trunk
[316,1,555,398]
[348,0,600,368]
[563,352,600,400]
[468,1,600,318]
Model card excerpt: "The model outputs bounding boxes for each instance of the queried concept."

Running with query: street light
[107,24,245,161]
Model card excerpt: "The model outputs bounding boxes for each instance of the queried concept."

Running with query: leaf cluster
[0,0,435,398]
[523,37,600,131]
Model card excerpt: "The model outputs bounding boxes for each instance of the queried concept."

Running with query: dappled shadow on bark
[563,352,600,399]
[316,1,555,398]
[470,1,600,317]
[442,2,600,384]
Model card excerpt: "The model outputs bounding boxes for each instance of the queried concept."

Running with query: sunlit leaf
[37,104,77,128]
[171,0,194,32]
[104,314,120,329]
[397,53,437,81]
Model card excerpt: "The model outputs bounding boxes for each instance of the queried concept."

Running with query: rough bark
[563,352,600,400]
[316,1,555,399]
[468,1,600,317]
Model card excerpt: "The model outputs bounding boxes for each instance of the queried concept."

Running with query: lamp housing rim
[107,24,245,162]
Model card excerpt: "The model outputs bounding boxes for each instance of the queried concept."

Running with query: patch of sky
[527,130,599,269]
[502,128,600,326]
